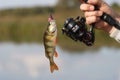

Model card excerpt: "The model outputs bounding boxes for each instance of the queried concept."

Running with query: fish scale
[43,15,59,73]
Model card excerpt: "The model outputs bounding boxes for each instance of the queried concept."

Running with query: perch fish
[43,15,59,73]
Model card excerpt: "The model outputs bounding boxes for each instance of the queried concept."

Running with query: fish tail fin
[54,51,58,57]
[50,61,59,73]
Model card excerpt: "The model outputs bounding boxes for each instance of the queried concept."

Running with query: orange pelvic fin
[54,51,58,57]
[50,62,59,73]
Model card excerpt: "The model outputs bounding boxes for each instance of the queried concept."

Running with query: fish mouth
[48,14,54,22]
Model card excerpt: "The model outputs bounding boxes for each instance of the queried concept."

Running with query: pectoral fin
[55,38,58,44]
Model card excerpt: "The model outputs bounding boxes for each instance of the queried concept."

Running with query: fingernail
[90,6,94,10]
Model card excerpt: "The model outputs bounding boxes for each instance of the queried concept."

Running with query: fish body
[43,15,59,73]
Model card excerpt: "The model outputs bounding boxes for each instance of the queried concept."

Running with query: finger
[80,3,94,11]
[87,0,102,6]
[86,16,100,24]
[95,20,108,29]
[85,11,103,17]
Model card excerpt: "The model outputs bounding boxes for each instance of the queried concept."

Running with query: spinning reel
[62,16,95,46]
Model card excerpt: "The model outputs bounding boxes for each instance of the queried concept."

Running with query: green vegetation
[0,3,119,51]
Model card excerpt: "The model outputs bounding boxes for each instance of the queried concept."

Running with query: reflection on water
[0,43,120,80]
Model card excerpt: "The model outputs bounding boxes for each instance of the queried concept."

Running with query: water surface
[0,43,120,80]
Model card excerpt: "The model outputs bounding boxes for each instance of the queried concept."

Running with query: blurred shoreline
[0,3,119,51]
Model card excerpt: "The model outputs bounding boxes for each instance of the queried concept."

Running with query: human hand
[80,0,120,33]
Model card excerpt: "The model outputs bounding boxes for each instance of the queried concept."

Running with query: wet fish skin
[43,15,59,73]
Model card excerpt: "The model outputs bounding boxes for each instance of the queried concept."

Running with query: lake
[0,42,120,80]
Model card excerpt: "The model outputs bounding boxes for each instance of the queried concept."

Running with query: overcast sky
[0,0,58,9]
[0,0,119,9]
